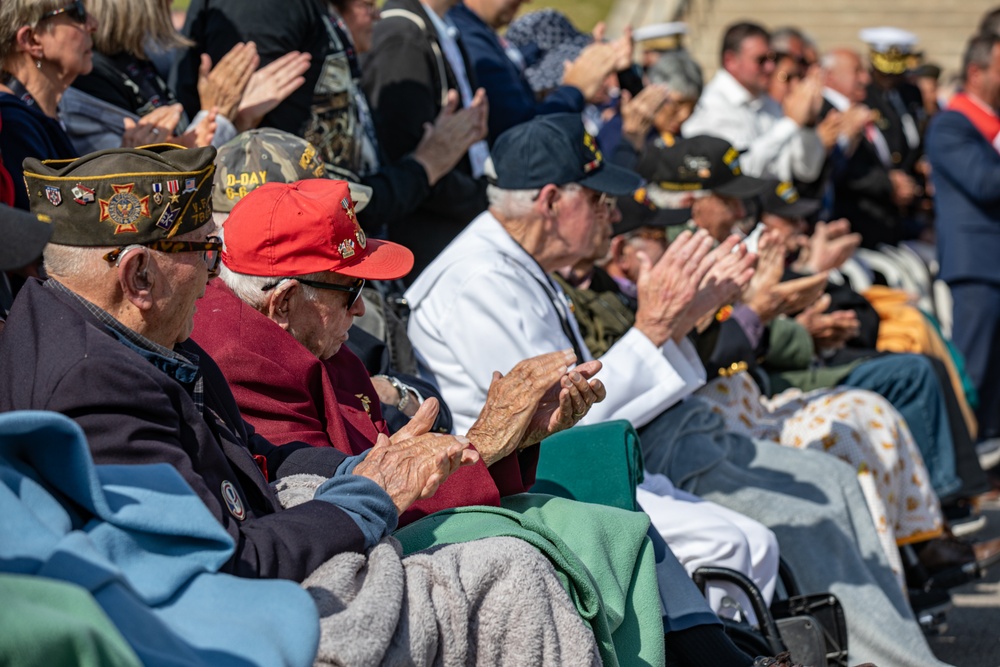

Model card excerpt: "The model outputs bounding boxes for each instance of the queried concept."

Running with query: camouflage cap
[23,144,216,247]
[213,128,372,213]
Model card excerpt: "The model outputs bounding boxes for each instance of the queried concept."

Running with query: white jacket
[405,211,706,434]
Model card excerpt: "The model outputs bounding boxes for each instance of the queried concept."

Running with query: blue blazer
[448,3,584,144]
[926,109,1000,285]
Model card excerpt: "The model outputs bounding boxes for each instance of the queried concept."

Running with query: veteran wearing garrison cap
[0,144,476,583]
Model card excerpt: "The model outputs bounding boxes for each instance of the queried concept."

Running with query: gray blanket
[276,475,602,667]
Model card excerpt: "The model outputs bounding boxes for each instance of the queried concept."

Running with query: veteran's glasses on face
[103,236,223,273]
[261,277,366,310]
[39,0,88,24]
[582,189,617,218]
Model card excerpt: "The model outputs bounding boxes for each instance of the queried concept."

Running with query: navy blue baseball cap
[487,113,642,196]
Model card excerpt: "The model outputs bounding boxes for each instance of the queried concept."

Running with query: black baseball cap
[488,113,642,196]
[759,180,819,219]
[636,134,770,199]
[614,188,690,236]
[0,204,52,271]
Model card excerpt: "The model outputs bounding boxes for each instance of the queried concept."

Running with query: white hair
[42,244,113,282]
[218,264,329,311]
[486,184,541,219]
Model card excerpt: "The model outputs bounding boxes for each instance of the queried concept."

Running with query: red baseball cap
[221,179,413,280]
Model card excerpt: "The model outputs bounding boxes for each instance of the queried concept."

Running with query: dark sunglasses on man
[261,277,366,310]
[40,0,88,24]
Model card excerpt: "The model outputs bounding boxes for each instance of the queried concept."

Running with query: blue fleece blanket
[0,411,319,667]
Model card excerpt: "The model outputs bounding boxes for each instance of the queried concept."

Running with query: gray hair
[0,0,65,66]
[646,50,704,100]
[42,244,112,282]
[486,184,542,219]
[963,32,1000,82]
[218,264,329,311]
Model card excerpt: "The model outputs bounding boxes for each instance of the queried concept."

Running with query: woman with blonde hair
[0,0,98,209]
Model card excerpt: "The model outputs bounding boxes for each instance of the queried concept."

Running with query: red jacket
[192,280,537,525]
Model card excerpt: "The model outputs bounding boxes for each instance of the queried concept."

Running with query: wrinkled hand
[840,104,872,140]
[797,219,861,273]
[889,169,918,207]
[390,397,441,444]
[743,229,794,321]
[198,42,259,121]
[412,88,488,186]
[795,294,860,351]
[633,229,715,346]
[620,83,671,150]
[235,51,312,131]
[674,236,756,338]
[815,110,843,150]
[121,104,184,147]
[466,350,605,466]
[782,68,822,127]
[353,431,478,514]
[562,41,620,101]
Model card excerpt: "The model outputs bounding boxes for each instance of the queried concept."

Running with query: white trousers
[637,472,779,622]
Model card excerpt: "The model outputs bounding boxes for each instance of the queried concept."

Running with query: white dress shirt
[405,211,706,434]
[683,69,825,182]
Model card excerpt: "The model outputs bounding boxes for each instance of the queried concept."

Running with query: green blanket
[395,493,663,667]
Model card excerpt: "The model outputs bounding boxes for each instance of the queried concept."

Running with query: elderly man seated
[193,177,605,525]
[0,144,633,666]
[406,113,948,667]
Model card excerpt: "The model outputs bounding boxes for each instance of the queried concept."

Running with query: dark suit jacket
[361,0,488,280]
[819,97,900,248]
[927,109,1000,285]
[0,279,366,582]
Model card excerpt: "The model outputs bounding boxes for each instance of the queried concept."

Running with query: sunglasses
[261,277,366,309]
[39,0,88,24]
[754,51,777,66]
[103,236,223,273]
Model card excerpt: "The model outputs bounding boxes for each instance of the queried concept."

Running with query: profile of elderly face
[0,0,99,92]
[261,272,366,361]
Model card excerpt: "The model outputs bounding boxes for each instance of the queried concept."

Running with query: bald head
[822,48,870,104]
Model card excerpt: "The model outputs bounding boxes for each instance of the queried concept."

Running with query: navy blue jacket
[447,2,584,144]
[926,109,1000,285]
[0,280,366,582]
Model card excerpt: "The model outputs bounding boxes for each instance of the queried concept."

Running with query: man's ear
[118,248,155,311]
[535,184,562,216]
[265,280,298,331]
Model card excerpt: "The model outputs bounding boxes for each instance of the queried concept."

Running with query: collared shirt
[46,279,205,412]
[683,69,825,182]
[405,210,706,433]
[422,3,490,177]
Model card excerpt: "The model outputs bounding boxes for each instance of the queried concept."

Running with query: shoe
[916,536,975,572]
[972,535,1000,569]
[943,501,987,537]
[976,437,1000,471]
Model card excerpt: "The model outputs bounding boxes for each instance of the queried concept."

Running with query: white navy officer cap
[859,27,919,74]
[633,22,688,51]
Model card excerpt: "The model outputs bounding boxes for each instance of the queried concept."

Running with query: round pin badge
[221,480,246,520]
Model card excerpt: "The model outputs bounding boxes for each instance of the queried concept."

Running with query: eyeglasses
[774,70,803,84]
[754,51,777,66]
[39,0,88,24]
[103,236,223,273]
[568,185,617,218]
[261,276,366,309]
